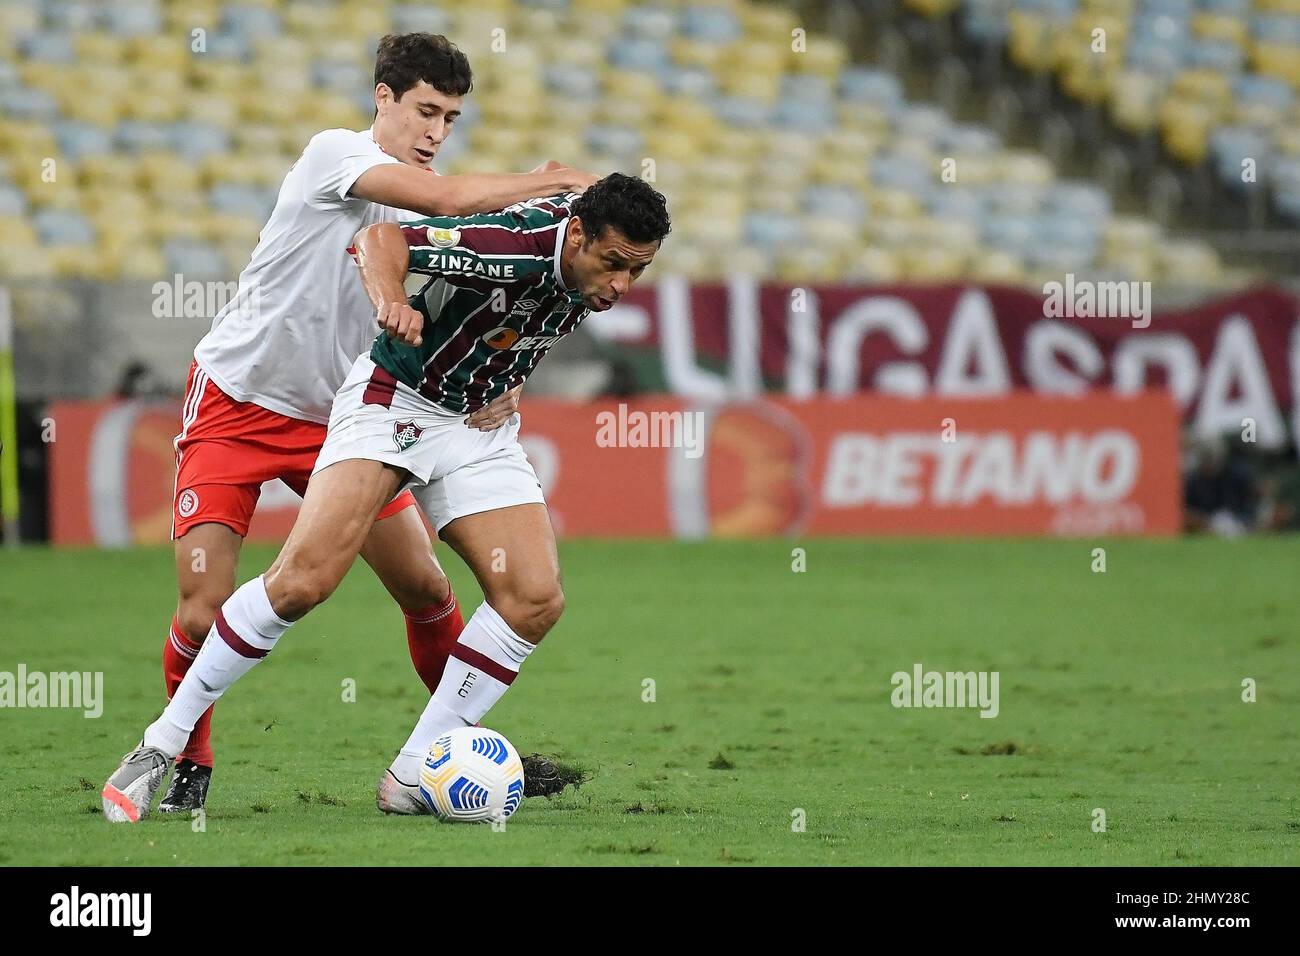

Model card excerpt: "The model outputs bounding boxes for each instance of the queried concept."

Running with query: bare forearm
[352,223,410,310]
[352,164,593,218]
[416,170,580,217]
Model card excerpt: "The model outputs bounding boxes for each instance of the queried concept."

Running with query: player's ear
[566,216,586,249]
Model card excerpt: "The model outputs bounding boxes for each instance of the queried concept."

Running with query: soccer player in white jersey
[152,32,595,815]
[102,174,670,821]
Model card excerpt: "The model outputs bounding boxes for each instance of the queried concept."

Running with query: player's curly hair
[374,33,473,100]
[571,173,672,245]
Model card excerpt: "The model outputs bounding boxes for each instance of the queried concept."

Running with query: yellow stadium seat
[129,36,190,71]
[1108,69,1162,133]
[871,190,922,219]
[1159,241,1223,283]
[671,37,731,71]
[0,218,37,247]
[1171,69,1232,108]
[790,37,847,79]
[843,247,903,283]
[970,250,1027,285]
[1250,42,1300,87]
[1192,14,1248,46]
[0,244,57,280]
[118,243,168,281]
[906,0,962,18]
[164,0,220,34]
[1009,12,1055,72]
[50,244,110,280]
[776,247,843,283]
[73,33,127,65]
[137,154,203,195]
[1159,98,1215,165]
[901,246,964,282]
[283,0,343,37]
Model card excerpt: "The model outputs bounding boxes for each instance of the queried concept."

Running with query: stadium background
[0,0,1298,868]
[0,0,1298,545]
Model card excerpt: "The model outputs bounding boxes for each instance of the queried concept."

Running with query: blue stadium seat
[17,31,76,63]
[164,238,228,278]
[713,95,770,128]
[115,121,174,154]
[44,0,101,32]
[659,64,716,98]
[0,184,27,217]
[170,122,232,163]
[745,211,803,248]
[220,4,283,40]
[839,68,903,109]
[623,6,677,40]
[680,5,743,44]
[102,2,164,38]
[209,183,275,220]
[607,37,670,73]
[54,121,114,161]
[544,64,602,99]
[34,207,94,246]
[871,152,934,194]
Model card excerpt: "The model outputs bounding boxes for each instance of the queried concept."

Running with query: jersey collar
[552,217,585,305]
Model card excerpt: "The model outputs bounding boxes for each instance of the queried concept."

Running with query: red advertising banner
[588,282,1299,452]
[48,391,1181,545]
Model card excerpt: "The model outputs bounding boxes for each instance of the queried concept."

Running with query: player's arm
[351,162,595,218]
[351,222,422,347]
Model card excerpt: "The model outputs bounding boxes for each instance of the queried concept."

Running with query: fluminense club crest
[393,420,425,451]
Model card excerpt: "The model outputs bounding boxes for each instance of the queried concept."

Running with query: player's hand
[465,384,522,431]
[535,162,598,195]
[378,302,422,347]
[565,167,600,194]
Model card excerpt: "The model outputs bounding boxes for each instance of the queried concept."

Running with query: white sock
[143,575,291,757]
[390,602,534,781]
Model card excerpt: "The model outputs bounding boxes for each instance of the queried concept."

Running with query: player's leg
[158,363,270,811]
[358,495,464,693]
[158,519,244,812]
[383,503,563,802]
[102,458,406,822]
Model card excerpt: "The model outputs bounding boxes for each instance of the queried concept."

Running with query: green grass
[0,538,1296,866]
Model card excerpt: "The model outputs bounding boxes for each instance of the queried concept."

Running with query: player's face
[373,81,462,168]
[565,220,660,312]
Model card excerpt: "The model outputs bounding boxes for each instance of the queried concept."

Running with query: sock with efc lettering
[403,589,464,694]
[162,615,215,767]
[143,575,291,758]
[390,602,534,782]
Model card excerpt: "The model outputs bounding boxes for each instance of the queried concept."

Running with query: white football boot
[102,743,170,823]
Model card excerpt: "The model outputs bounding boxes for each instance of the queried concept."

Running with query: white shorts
[313,355,546,532]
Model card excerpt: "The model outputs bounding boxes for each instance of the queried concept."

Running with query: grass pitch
[0,537,1295,866]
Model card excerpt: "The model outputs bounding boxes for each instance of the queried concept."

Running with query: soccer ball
[418,727,525,822]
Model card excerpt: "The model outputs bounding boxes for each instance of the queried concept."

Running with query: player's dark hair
[571,173,672,246]
[374,33,473,101]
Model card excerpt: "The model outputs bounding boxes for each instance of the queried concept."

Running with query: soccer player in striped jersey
[102,174,670,820]
[141,32,596,817]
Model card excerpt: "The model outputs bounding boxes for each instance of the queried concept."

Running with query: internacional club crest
[393,420,425,452]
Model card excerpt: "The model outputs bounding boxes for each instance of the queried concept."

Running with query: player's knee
[496,580,564,640]
[267,560,340,619]
[175,592,229,642]
[397,565,452,611]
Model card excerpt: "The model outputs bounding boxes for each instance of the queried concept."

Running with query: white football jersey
[194,127,412,424]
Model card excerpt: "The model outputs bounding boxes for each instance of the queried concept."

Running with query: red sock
[404,590,465,694]
[163,615,215,767]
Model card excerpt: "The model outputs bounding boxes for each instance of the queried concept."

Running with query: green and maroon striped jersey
[367,194,590,413]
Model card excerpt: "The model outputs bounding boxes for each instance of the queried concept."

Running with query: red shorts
[172,362,416,538]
